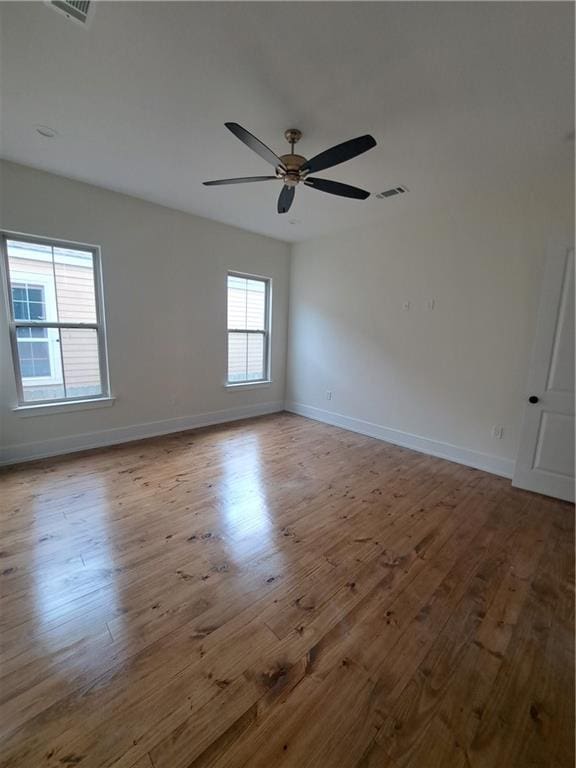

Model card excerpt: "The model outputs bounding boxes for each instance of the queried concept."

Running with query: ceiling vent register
[47,0,92,25]
[376,186,408,199]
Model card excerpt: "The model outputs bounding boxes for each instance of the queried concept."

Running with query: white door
[513,245,575,502]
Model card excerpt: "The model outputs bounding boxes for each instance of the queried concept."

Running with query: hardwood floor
[0,412,573,768]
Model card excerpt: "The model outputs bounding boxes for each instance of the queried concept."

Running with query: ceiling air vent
[376,185,408,199]
[47,0,93,25]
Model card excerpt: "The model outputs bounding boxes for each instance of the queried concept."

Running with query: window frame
[226,271,272,386]
[1,230,111,407]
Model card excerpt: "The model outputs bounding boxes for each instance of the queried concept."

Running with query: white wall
[286,159,574,477]
[2,154,573,474]
[0,161,290,463]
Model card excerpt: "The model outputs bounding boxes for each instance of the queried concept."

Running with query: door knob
[528,395,539,404]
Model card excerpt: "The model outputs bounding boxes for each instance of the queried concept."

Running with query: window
[2,233,110,405]
[227,273,270,384]
[12,285,51,378]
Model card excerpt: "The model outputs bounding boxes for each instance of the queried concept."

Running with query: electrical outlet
[492,425,504,440]
[426,299,436,310]
[326,391,333,401]
[402,301,411,311]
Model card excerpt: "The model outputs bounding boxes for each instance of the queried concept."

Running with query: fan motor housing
[279,153,307,171]
[279,153,307,188]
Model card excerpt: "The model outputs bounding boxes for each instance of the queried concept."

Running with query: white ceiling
[0,2,573,242]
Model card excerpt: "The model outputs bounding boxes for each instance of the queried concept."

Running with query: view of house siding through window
[5,239,103,402]
[227,274,269,383]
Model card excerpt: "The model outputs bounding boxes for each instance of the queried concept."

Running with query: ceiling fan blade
[304,177,370,200]
[225,122,284,170]
[277,185,295,214]
[301,135,376,175]
[203,176,277,186]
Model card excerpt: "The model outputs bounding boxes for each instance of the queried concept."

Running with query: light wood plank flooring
[0,413,573,768]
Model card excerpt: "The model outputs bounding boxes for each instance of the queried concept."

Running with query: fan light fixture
[204,124,377,214]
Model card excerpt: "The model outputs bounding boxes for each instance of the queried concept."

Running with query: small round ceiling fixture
[34,125,58,138]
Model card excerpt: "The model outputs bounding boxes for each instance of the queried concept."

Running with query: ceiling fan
[203,123,377,214]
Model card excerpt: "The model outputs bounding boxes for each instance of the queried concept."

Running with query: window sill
[13,397,116,417]
[225,381,272,391]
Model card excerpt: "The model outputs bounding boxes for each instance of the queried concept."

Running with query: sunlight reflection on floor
[32,473,119,653]
[216,433,278,567]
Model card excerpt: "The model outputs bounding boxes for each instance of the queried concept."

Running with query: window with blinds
[227,273,270,383]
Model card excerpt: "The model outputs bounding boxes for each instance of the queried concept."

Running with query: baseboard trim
[285,401,515,479]
[1,400,516,478]
[0,401,284,466]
